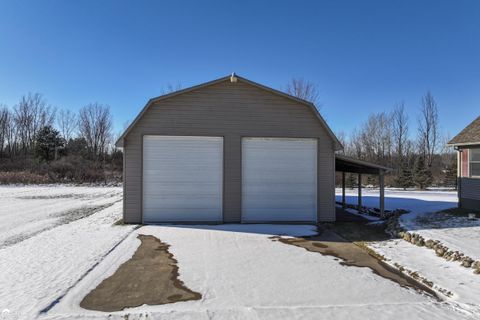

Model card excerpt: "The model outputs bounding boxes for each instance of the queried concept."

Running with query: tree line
[284,78,456,190]
[0,93,121,184]
[336,93,456,189]
[0,81,458,189]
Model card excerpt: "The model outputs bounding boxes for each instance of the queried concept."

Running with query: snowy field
[0,185,123,249]
[335,187,458,214]
[0,186,137,320]
[0,186,478,319]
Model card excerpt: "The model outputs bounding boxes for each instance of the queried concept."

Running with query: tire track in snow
[39,225,140,315]
[0,199,121,249]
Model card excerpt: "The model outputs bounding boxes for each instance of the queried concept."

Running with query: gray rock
[425,240,434,248]
[415,239,425,247]
[462,260,473,268]
[436,248,445,257]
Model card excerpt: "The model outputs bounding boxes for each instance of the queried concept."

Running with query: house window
[470,148,480,178]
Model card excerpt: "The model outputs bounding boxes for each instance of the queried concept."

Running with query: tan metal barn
[116,74,346,224]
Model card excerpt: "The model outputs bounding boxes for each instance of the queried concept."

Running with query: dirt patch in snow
[80,234,202,312]
[271,228,439,299]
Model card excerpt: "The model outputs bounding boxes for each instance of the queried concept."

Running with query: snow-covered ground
[49,224,470,320]
[335,187,458,214]
[400,212,480,262]
[371,239,480,315]
[336,188,480,315]
[0,185,123,249]
[0,186,477,319]
[0,186,136,320]
[335,188,480,258]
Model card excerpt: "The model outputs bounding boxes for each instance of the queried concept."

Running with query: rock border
[384,212,480,275]
[391,261,453,297]
[355,241,453,298]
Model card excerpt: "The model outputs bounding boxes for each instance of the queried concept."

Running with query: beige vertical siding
[123,79,336,223]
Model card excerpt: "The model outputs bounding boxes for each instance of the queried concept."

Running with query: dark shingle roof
[448,116,480,146]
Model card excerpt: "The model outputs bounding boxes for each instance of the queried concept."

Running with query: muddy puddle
[80,235,201,312]
[271,228,439,299]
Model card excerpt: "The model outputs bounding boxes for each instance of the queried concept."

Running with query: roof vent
[230,72,238,83]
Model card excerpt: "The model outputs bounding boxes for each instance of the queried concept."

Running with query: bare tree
[392,102,409,163]
[78,103,113,161]
[13,93,55,155]
[160,83,182,95]
[349,128,364,159]
[57,109,77,142]
[418,91,439,167]
[357,112,393,165]
[335,131,347,154]
[0,105,10,157]
[5,108,17,157]
[285,78,320,106]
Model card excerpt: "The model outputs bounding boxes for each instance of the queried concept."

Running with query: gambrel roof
[115,74,342,150]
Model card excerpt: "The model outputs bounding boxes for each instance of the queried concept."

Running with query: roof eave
[234,76,343,151]
[447,141,480,147]
[335,154,393,172]
[114,75,232,147]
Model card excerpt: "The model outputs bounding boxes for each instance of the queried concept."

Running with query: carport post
[357,173,362,211]
[342,171,346,209]
[379,170,385,217]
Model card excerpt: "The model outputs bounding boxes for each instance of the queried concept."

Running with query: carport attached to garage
[335,154,392,217]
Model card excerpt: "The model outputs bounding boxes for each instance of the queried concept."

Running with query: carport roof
[335,154,392,175]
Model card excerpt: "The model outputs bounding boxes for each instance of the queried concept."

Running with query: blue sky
[0,0,479,139]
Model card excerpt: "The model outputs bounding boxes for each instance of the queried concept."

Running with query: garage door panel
[244,195,316,209]
[144,198,220,210]
[143,135,223,222]
[144,173,220,184]
[243,185,316,194]
[245,208,316,216]
[141,209,221,222]
[244,175,316,184]
[244,193,316,201]
[242,138,317,222]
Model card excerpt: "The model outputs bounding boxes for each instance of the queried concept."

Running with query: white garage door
[242,138,317,222]
[143,136,223,222]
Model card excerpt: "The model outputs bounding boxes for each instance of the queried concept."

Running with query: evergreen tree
[366,175,376,187]
[413,155,433,190]
[442,160,458,189]
[65,137,89,158]
[34,125,65,162]
[346,173,357,189]
[396,161,414,190]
